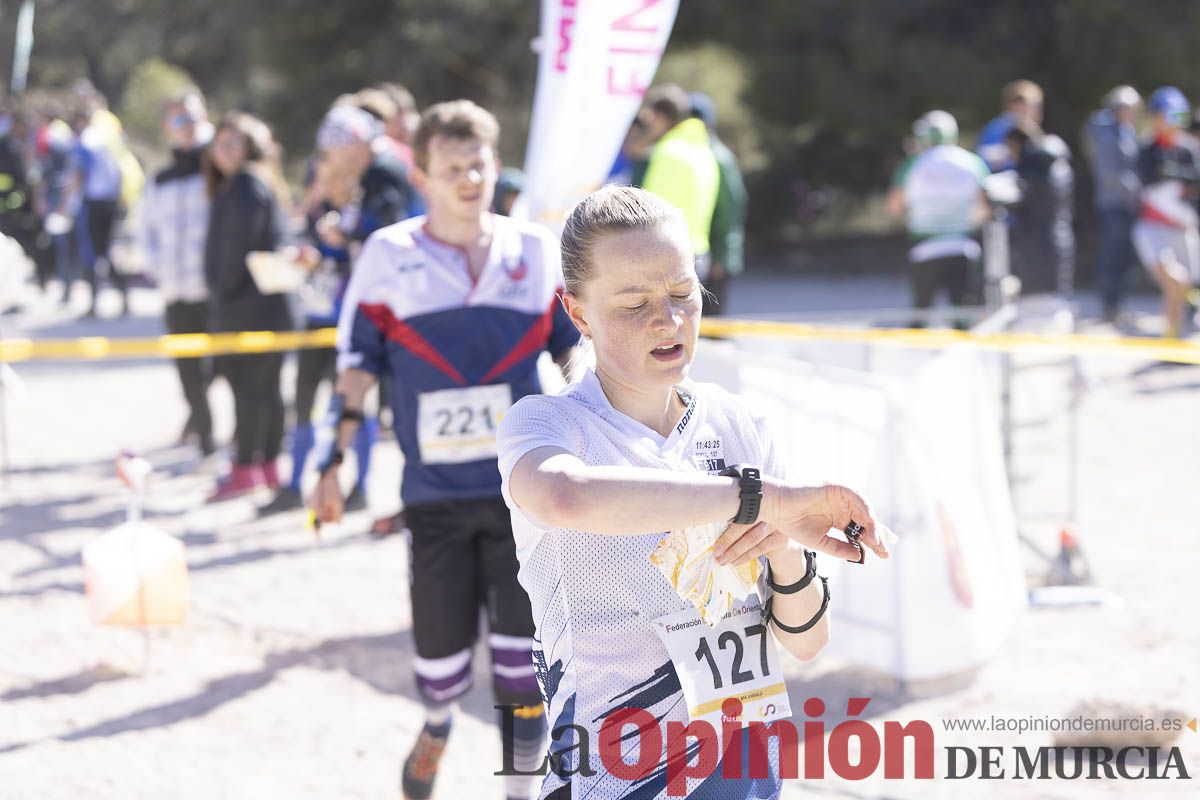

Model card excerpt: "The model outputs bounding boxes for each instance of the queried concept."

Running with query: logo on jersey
[675,398,696,436]
[394,253,426,274]
[504,258,528,281]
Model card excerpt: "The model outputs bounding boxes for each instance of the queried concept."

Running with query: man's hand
[308,471,344,534]
[315,211,348,249]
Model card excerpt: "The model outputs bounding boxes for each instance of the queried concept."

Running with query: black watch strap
[720,465,763,525]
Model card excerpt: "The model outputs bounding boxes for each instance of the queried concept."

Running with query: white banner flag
[515,0,680,231]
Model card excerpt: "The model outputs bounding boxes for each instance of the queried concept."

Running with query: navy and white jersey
[337,213,579,506]
[498,370,787,800]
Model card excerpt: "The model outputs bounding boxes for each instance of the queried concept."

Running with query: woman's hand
[713,481,892,565]
[712,522,792,566]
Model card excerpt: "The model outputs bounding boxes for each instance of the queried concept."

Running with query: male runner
[310,99,579,800]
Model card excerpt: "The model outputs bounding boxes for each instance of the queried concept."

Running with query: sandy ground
[1,275,1198,799]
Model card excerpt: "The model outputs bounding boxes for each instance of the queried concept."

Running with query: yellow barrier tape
[698,319,1200,365]
[0,327,339,362]
[1,320,1198,365]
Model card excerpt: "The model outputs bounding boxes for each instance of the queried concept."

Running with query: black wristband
[767,549,817,594]
[339,408,365,424]
[317,449,344,476]
[719,465,763,525]
[766,575,830,634]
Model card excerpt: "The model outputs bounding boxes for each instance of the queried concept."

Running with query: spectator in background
[260,103,417,516]
[493,166,523,216]
[1004,120,1076,296]
[71,95,137,317]
[1132,87,1200,338]
[1084,85,1143,321]
[140,88,215,456]
[203,111,294,501]
[638,84,720,282]
[885,110,989,325]
[374,82,420,168]
[689,91,748,316]
[0,106,40,287]
[978,79,1044,172]
[316,102,418,244]
[608,116,651,187]
[37,112,80,305]
[73,92,145,316]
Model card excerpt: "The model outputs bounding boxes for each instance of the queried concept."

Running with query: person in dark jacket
[0,107,38,283]
[1083,86,1143,321]
[690,92,748,316]
[1004,120,1076,296]
[260,102,418,516]
[203,111,294,501]
[140,88,215,455]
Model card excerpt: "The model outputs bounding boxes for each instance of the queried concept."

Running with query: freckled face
[565,223,701,392]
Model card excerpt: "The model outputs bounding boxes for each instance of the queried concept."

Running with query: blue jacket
[1083,109,1141,212]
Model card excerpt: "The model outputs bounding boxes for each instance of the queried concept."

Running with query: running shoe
[344,486,367,512]
[207,464,261,502]
[258,489,303,517]
[401,722,450,800]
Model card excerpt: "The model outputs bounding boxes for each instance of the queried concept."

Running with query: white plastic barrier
[692,340,1027,681]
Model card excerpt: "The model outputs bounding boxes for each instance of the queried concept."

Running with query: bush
[118,59,197,154]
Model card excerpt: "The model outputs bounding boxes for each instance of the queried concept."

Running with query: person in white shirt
[140,89,214,455]
[498,185,892,799]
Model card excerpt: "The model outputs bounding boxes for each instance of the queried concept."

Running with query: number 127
[694,624,769,689]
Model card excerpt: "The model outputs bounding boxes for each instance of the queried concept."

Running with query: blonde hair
[560,185,687,295]
[1003,79,1043,107]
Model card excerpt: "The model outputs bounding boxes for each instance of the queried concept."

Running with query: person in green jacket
[689,92,748,315]
[638,84,720,283]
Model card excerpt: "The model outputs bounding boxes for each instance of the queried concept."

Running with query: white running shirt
[498,368,788,800]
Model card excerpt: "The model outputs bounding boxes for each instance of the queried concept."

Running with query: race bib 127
[651,598,792,728]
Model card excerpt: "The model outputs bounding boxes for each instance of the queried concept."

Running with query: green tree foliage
[1,0,536,164]
[6,0,1200,235]
[118,58,196,155]
[670,0,1200,231]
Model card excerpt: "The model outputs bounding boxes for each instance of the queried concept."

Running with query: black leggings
[164,301,213,442]
[221,351,284,466]
[85,199,128,303]
[910,254,975,309]
[295,342,337,423]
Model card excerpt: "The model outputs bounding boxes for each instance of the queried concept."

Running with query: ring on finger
[844,521,866,564]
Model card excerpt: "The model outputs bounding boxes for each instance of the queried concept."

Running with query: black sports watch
[719,465,763,525]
